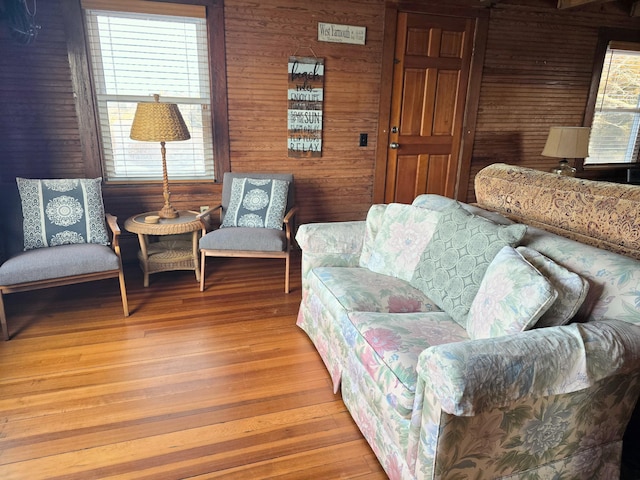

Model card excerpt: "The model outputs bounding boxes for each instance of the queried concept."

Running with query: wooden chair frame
[197,206,297,294]
[0,214,129,340]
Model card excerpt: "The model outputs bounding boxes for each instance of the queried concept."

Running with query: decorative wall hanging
[288,56,324,158]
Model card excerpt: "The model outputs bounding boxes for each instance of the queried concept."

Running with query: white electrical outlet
[200,205,210,213]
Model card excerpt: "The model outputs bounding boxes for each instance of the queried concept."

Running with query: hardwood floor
[0,253,387,479]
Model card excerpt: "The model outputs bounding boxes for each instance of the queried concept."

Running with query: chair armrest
[105,213,120,235]
[105,213,122,254]
[197,204,222,232]
[417,319,640,416]
[283,205,297,223]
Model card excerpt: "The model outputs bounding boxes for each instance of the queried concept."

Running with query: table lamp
[130,94,190,218]
[541,126,590,177]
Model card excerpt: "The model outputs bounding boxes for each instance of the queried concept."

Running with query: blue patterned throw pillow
[221,177,290,230]
[16,178,109,250]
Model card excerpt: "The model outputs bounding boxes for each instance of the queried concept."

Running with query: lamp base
[550,159,576,177]
[158,205,179,219]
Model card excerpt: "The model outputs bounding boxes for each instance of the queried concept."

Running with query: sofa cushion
[365,203,439,281]
[347,311,468,418]
[516,246,590,328]
[467,246,558,340]
[411,202,527,327]
[221,177,289,230]
[0,243,120,285]
[16,178,109,250]
[309,267,442,318]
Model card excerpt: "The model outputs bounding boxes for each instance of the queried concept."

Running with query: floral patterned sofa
[295,163,640,479]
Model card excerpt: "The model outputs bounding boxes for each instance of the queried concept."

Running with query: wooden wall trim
[373,4,398,203]
[456,15,488,201]
[60,0,103,179]
[207,0,231,180]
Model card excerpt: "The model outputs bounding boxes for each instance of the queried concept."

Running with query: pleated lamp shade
[130,94,190,142]
[541,126,590,159]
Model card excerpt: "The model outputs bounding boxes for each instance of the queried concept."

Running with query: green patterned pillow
[221,177,289,230]
[410,201,527,327]
[16,177,109,251]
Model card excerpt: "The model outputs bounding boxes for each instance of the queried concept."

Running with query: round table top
[124,210,202,235]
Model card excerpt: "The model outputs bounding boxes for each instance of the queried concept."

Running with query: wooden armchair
[198,173,296,293]
[0,181,129,340]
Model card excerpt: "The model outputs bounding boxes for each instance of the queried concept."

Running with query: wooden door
[381,12,480,204]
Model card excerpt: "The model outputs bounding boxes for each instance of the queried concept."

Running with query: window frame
[579,27,640,172]
[62,0,229,184]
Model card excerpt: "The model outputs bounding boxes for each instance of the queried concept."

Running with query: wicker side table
[124,211,202,287]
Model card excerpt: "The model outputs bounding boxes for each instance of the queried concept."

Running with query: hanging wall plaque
[288,56,324,158]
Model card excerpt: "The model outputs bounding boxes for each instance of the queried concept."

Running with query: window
[83,0,215,181]
[584,29,640,167]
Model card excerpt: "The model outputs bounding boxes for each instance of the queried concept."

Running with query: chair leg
[0,291,9,341]
[118,269,130,317]
[284,251,290,294]
[200,250,206,292]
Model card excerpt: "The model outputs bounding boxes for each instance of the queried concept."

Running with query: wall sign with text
[288,56,324,158]
[318,23,366,45]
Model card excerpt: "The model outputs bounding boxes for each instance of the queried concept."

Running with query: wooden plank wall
[0,0,85,180]
[0,0,385,229]
[1,0,639,232]
[468,1,640,201]
[223,0,384,222]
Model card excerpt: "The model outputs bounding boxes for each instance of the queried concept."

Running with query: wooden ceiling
[476,0,640,16]
[558,0,639,15]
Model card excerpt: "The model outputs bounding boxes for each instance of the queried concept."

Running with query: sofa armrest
[296,221,366,255]
[417,319,640,416]
[296,221,367,294]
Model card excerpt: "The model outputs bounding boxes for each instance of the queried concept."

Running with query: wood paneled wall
[223,0,384,223]
[468,1,640,201]
[1,0,639,231]
[0,1,85,180]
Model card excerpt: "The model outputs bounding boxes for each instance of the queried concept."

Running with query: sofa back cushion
[411,202,527,327]
[413,194,515,226]
[522,226,640,326]
[364,203,439,281]
[466,246,558,339]
[359,204,388,267]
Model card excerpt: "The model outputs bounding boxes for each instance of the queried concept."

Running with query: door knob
[389,142,399,149]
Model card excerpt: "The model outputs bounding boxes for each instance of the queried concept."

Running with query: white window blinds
[83,1,214,180]
[586,42,640,165]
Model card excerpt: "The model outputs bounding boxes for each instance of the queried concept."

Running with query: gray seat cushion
[0,243,120,286]
[199,227,286,252]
